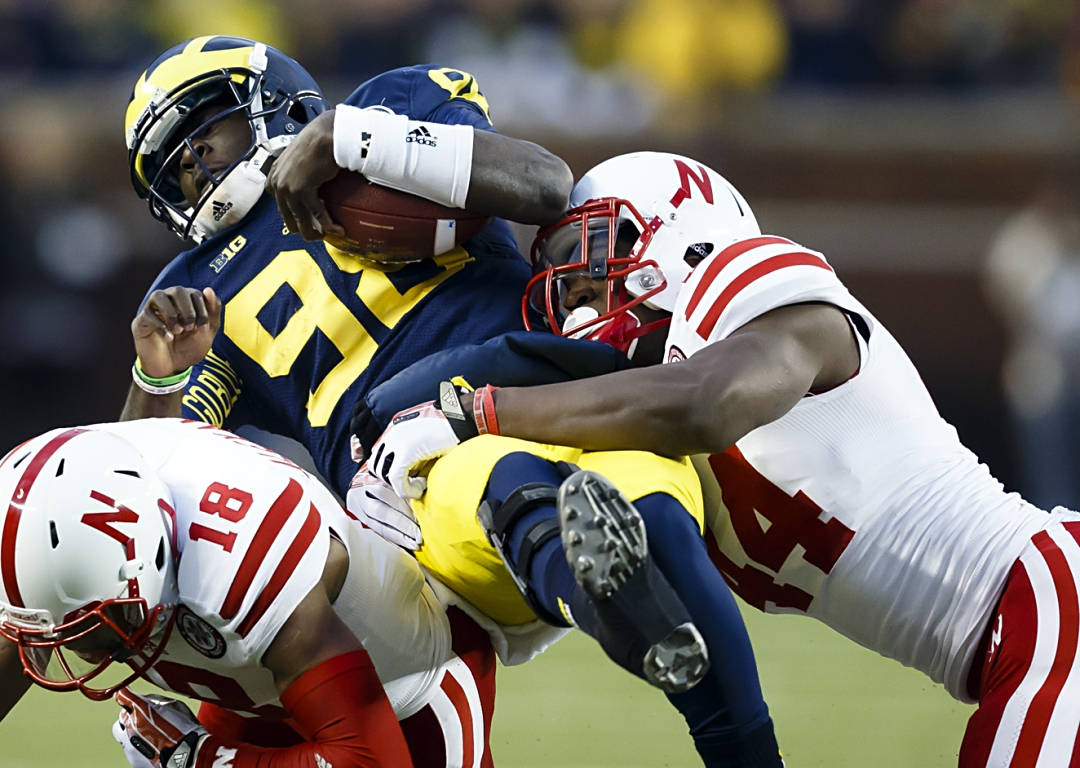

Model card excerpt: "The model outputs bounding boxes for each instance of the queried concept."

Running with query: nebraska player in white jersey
[372,152,1080,766]
[0,418,496,768]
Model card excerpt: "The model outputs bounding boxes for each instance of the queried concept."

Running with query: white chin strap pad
[190,160,268,243]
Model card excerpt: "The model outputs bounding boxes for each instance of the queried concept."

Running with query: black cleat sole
[557,470,709,694]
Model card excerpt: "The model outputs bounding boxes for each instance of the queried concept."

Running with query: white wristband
[333,104,474,209]
[131,364,190,395]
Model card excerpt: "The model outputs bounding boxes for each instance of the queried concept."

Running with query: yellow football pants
[410,434,704,626]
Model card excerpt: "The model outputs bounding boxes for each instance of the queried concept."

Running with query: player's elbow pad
[195,650,413,768]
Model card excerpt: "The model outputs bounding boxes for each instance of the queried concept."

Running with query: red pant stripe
[962,522,1080,768]
[441,662,476,768]
[1010,530,1080,766]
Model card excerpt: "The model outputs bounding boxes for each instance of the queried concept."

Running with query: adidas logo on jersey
[314,754,333,768]
[212,199,234,222]
[406,126,437,147]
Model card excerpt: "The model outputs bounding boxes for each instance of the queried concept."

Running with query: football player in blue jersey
[118,36,782,767]
[120,35,571,500]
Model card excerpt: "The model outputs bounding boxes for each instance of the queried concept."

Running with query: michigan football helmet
[0,428,178,701]
[125,36,326,242]
[524,152,760,355]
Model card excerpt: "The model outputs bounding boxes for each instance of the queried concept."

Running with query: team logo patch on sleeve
[176,604,227,659]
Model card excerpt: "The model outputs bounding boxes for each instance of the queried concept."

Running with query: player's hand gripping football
[132,286,221,379]
[266,109,346,242]
[112,689,207,768]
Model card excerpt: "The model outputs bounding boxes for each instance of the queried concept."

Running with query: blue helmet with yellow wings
[125,36,326,242]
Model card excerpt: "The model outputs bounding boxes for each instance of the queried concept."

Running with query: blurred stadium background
[0,0,1077,765]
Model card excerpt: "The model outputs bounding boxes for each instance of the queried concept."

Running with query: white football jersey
[96,419,451,719]
[667,235,1073,702]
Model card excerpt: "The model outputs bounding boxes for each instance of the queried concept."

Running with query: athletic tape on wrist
[333,104,473,209]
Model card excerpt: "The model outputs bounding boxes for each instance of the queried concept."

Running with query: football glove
[113,689,207,768]
[366,381,477,499]
[346,462,423,550]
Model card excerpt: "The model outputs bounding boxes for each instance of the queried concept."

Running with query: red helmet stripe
[2,429,87,607]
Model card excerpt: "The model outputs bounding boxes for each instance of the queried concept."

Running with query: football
[319,171,489,260]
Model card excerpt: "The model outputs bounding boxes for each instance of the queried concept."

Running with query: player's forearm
[196,651,412,768]
[120,383,184,421]
[489,335,810,457]
[490,365,725,457]
[467,130,572,225]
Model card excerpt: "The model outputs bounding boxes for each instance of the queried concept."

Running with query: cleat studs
[567,530,584,546]
[576,555,594,573]
[564,508,579,521]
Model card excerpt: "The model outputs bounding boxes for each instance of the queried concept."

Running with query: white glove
[368,394,470,499]
[113,718,156,768]
[346,463,423,550]
[113,689,207,768]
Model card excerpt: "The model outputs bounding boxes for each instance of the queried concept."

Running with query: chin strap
[188,146,277,243]
[563,308,670,360]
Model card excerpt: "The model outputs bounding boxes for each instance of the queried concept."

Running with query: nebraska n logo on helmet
[524,151,760,357]
[0,428,179,701]
[125,36,327,243]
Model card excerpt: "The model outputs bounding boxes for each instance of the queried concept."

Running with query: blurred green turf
[491,609,973,767]
[0,606,972,767]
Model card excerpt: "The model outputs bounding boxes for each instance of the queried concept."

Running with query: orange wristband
[473,385,499,436]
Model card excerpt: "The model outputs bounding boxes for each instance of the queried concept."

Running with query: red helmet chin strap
[576,311,671,359]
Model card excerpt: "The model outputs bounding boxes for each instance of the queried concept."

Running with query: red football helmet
[524,152,760,356]
[0,428,178,700]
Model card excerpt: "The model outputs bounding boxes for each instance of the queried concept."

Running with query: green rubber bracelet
[134,358,193,387]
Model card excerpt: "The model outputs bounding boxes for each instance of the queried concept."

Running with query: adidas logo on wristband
[405,126,437,147]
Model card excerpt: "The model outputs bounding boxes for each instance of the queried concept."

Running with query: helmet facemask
[524,197,672,358]
[126,38,326,243]
[2,595,177,701]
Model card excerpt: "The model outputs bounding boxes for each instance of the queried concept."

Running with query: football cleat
[557,470,709,693]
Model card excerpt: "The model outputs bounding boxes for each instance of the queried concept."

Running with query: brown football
[318,171,488,260]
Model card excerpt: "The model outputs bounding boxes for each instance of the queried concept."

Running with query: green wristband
[134,358,193,387]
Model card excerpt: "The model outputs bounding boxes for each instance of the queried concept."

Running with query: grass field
[0,606,972,767]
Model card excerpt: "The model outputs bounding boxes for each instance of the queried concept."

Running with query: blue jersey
[143,65,530,495]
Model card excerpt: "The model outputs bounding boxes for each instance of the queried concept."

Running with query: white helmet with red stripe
[524,151,760,355]
[0,427,178,701]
